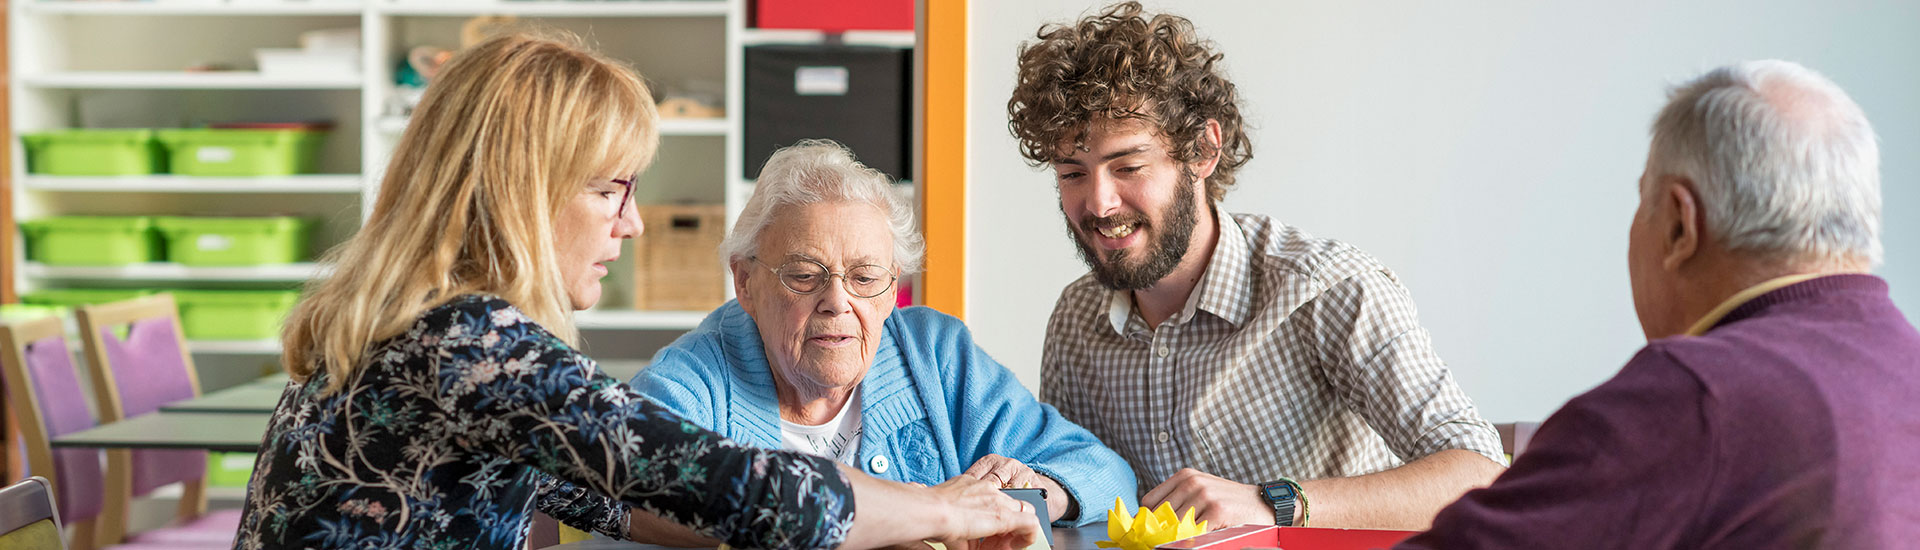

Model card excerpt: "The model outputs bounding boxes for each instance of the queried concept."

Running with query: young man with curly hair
[1009,2,1505,531]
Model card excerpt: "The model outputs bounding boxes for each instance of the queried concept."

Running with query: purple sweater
[1401,274,1920,549]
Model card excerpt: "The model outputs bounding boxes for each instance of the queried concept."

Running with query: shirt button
[1155,431,1170,443]
[1156,346,1171,357]
[869,455,889,474]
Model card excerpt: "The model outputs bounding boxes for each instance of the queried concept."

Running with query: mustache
[1079,212,1148,234]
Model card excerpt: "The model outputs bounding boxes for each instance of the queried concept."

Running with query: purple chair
[1,313,230,550]
[75,296,243,548]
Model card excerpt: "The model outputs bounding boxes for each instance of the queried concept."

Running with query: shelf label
[198,234,234,252]
[795,66,850,96]
[197,146,236,164]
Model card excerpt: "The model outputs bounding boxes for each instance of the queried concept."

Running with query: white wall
[964,0,1920,423]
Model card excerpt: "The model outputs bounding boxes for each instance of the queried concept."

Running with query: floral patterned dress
[233,295,855,550]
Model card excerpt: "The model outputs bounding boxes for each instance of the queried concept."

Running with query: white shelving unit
[22,71,364,89]
[8,0,917,357]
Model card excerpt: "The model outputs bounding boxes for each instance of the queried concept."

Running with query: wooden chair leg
[176,474,208,523]
[69,517,98,550]
[97,448,132,545]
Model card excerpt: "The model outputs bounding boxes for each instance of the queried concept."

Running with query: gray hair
[722,139,925,274]
[1649,59,1882,266]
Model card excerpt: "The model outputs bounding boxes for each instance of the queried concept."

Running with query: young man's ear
[1659,177,1703,271]
[1188,119,1225,182]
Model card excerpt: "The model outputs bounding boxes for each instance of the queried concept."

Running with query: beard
[1063,173,1200,291]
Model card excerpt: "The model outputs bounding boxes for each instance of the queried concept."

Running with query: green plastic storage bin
[19,217,163,266]
[20,129,165,176]
[207,452,256,487]
[154,217,313,266]
[170,290,300,340]
[155,129,326,176]
[0,304,69,323]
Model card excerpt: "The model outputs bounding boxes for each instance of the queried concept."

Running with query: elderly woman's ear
[731,258,756,314]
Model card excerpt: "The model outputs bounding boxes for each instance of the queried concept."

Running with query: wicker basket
[632,204,728,311]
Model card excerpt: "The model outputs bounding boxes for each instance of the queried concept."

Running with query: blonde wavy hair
[283,31,659,394]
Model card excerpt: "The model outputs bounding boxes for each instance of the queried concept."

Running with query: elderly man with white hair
[1399,60,1920,548]
[612,139,1136,545]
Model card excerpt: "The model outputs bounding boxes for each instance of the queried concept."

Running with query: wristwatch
[1258,478,1302,526]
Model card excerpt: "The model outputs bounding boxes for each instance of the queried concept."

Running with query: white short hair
[1649,59,1882,266]
[722,139,925,274]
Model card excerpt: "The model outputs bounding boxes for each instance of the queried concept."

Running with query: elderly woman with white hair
[601,139,1136,545]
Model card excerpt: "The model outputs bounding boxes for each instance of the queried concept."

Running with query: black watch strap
[1258,478,1301,526]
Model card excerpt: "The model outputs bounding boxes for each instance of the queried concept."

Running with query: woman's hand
[839,466,1043,550]
[965,454,1074,522]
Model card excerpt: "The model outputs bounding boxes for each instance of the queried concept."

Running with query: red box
[1158,525,1417,550]
[754,0,914,31]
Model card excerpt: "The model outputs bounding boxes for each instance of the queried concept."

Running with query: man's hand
[1141,468,1277,530]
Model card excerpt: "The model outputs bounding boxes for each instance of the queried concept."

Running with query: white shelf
[379,1,728,17]
[659,117,730,136]
[24,262,327,282]
[740,29,916,48]
[574,309,706,330]
[22,175,362,193]
[22,71,362,90]
[189,339,283,354]
[375,115,726,136]
[22,1,365,16]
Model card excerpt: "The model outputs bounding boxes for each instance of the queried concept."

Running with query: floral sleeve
[429,298,854,549]
[534,474,629,539]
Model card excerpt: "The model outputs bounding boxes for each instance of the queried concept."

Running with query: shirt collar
[1103,203,1255,335]
[1683,273,1828,336]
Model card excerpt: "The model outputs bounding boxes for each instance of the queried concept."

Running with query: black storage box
[745,45,912,181]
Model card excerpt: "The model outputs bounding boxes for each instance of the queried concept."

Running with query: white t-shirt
[779,388,863,465]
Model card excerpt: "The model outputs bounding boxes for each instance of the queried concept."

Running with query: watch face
[1263,482,1296,501]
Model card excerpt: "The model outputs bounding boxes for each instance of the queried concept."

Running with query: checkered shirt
[1040,209,1504,491]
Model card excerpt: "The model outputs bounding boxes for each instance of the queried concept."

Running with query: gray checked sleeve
[1304,269,1506,466]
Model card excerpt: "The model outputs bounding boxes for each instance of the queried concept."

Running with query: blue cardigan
[632,301,1138,526]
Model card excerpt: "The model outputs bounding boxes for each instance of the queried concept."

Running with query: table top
[543,525,1110,550]
[160,383,285,414]
[50,411,270,453]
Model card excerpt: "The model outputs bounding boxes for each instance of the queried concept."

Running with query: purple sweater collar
[1713,273,1889,331]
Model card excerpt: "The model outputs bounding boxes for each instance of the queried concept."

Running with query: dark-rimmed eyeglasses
[610,178,635,218]
[752,257,896,299]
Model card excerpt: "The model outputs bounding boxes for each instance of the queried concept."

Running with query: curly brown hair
[1007,1,1251,201]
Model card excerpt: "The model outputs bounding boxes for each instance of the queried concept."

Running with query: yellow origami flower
[1096,498,1208,550]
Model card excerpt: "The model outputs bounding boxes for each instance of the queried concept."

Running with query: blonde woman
[234,33,1039,550]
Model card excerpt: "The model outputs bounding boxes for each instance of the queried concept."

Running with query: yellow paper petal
[1095,542,1119,549]
[1153,502,1177,524]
